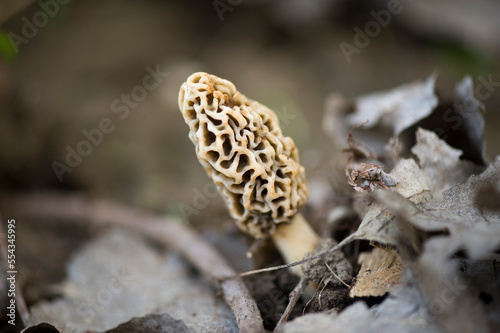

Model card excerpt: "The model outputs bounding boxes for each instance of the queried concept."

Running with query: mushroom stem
[271,213,320,276]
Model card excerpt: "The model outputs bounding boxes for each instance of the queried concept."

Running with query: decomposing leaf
[345,150,500,329]
[324,74,486,165]
[372,155,500,235]
[294,71,499,331]
[283,300,438,333]
[347,157,432,260]
[347,74,439,138]
[323,73,492,301]
[28,230,238,333]
[420,156,500,229]
[285,223,500,333]
[346,127,494,255]
[324,73,439,157]
[412,226,500,333]
[370,277,438,332]
[411,128,484,199]
[373,164,500,239]
[349,248,404,298]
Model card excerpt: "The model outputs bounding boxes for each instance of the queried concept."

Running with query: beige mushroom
[178,72,319,275]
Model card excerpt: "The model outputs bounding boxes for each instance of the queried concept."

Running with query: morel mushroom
[178,72,319,275]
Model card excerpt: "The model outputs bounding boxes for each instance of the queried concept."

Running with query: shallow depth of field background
[1,0,499,227]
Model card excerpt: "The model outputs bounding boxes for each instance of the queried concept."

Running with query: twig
[303,283,321,315]
[1,192,265,333]
[325,262,351,288]
[223,234,357,279]
[274,276,309,333]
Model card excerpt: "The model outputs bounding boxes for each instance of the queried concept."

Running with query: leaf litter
[13,73,500,333]
[284,73,500,332]
[27,229,238,333]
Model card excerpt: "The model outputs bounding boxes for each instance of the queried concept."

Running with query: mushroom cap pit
[178,72,308,238]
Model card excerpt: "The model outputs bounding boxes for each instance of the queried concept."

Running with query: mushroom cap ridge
[179,72,308,238]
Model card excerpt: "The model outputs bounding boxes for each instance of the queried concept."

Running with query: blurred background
[0,0,499,225]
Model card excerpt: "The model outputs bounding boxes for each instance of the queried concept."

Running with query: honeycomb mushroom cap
[179,72,308,238]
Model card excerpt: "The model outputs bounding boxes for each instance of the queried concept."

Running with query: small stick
[316,278,329,311]
[1,192,265,333]
[222,234,357,279]
[325,262,351,288]
[274,276,309,333]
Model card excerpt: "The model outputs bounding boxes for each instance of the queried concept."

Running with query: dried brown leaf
[349,249,404,298]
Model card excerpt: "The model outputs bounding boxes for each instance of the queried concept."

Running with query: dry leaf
[324,74,438,156]
[347,157,431,259]
[349,248,404,298]
[319,73,497,332]
[347,129,492,256]
[411,128,484,199]
[324,74,486,164]
[28,230,238,333]
[420,156,500,230]
[283,300,439,333]
[412,226,500,333]
[347,74,439,138]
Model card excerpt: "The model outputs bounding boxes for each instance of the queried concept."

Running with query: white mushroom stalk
[178,72,319,275]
